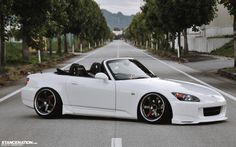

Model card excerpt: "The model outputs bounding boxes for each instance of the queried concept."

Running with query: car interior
[55,62,106,78]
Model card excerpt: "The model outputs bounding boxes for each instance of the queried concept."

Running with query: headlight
[172,92,200,102]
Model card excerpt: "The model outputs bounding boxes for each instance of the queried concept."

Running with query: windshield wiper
[132,77,149,79]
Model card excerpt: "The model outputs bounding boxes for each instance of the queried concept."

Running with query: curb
[218,68,236,81]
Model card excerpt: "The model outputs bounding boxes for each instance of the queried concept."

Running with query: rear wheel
[34,88,62,118]
[138,93,172,124]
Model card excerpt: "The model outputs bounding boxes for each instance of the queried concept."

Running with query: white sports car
[21,58,227,124]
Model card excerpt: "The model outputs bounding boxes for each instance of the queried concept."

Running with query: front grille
[203,106,221,116]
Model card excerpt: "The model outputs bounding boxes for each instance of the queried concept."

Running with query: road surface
[1,40,236,147]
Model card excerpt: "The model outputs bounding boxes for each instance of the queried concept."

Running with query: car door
[66,76,116,111]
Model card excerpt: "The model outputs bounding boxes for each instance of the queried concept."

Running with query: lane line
[139,47,236,101]
[111,138,122,147]
[61,50,98,70]
[0,88,23,103]
[0,48,101,103]
[117,44,120,58]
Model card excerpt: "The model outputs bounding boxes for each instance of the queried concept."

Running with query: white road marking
[111,138,122,147]
[61,50,97,70]
[141,50,236,101]
[0,49,100,103]
[117,44,120,58]
[0,88,23,103]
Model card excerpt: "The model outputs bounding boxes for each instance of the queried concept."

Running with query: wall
[174,4,234,53]
[188,36,232,53]
[175,35,232,53]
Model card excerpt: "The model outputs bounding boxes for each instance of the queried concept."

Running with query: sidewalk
[183,55,234,72]
[183,54,236,81]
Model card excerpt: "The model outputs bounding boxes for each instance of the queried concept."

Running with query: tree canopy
[125,0,218,53]
[0,0,111,64]
[219,0,236,67]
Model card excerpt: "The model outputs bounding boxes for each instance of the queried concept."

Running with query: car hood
[124,78,225,102]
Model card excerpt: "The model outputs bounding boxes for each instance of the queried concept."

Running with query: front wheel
[34,88,62,118]
[138,93,172,124]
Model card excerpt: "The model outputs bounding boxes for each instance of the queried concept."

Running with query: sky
[95,0,143,15]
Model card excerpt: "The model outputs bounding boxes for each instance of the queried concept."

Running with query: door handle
[71,82,78,85]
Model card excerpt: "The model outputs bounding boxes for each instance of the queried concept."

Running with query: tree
[219,0,236,67]
[142,0,178,51]
[142,0,217,53]
[12,0,51,61]
[66,0,110,49]
[124,13,150,47]
[45,0,69,55]
[0,0,13,66]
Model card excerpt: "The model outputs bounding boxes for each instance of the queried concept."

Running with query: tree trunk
[165,32,169,50]
[22,36,30,61]
[183,29,189,54]
[74,34,77,50]
[21,24,30,61]
[49,38,52,56]
[22,38,29,61]
[0,14,6,66]
[77,35,81,49]
[64,33,68,53]
[166,32,169,42]
[0,29,2,66]
[57,35,62,55]
[171,33,175,51]
[234,14,236,68]
[178,32,182,52]
[0,34,3,66]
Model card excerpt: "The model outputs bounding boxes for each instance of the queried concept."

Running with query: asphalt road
[1,40,236,147]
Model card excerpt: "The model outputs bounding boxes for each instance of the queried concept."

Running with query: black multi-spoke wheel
[138,93,172,124]
[34,88,62,118]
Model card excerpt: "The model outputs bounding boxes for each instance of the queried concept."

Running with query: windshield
[107,59,156,80]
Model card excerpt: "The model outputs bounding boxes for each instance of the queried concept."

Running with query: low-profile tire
[34,88,62,119]
[138,93,172,124]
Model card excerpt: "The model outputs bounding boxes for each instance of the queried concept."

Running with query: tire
[34,88,62,119]
[138,93,172,124]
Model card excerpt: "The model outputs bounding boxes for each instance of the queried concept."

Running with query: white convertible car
[21,58,227,124]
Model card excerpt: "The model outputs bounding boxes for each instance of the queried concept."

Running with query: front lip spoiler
[24,104,34,109]
[172,116,228,125]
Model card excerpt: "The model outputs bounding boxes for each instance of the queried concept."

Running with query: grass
[0,41,76,86]
[1,40,98,86]
[218,67,236,81]
[6,42,23,64]
[5,41,61,64]
[221,68,236,73]
[211,40,234,58]
[0,53,75,86]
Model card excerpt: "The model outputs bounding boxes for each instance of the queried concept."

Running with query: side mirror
[95,73,109,81]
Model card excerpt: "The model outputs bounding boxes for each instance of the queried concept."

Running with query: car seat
[89,62,101,75]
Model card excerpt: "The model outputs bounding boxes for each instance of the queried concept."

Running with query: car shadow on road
[61,114,174,126]
[21,114,227,126]
[62,114,141,123]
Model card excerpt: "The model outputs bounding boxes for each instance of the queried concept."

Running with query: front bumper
[171,100,227,124]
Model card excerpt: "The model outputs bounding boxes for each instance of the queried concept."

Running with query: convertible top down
[21,58,227,124]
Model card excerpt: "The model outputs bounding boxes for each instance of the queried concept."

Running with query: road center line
[111,138,122,147]
[0,48,101,103]
[117,44,120,58]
